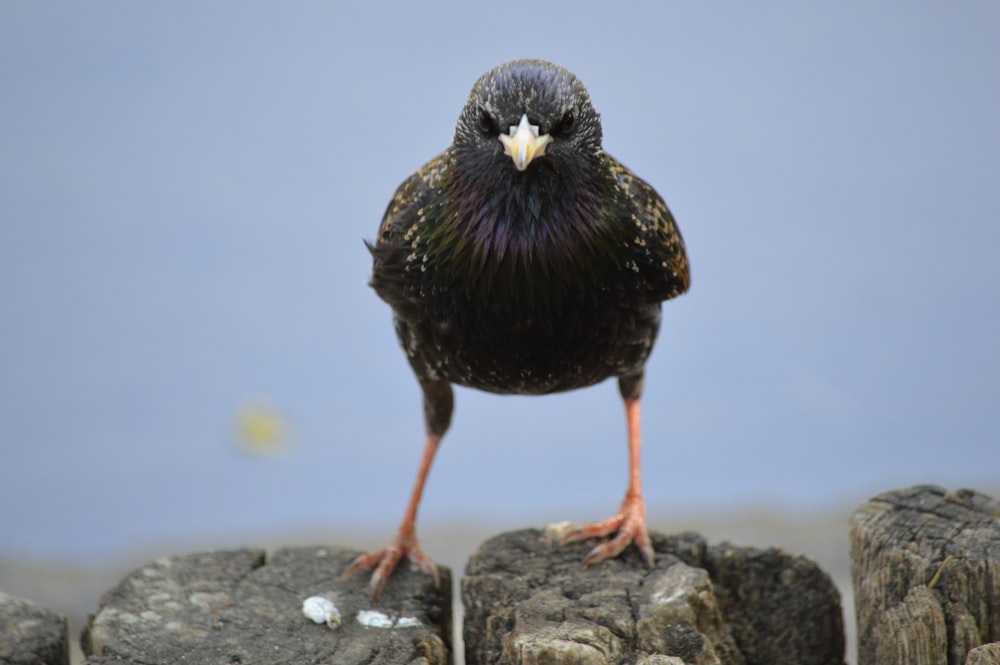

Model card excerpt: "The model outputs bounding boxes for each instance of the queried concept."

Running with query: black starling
[344,59,690,598]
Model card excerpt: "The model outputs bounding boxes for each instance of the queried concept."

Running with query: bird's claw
[561,495,655,568]
[577,521,655,569]
[341,536,440,600]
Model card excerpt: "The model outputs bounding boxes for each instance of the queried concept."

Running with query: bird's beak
[499,113,552,171]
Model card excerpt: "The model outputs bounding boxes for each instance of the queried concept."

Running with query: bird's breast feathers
[371,154,687,317]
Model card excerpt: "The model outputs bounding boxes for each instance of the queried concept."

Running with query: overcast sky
[1,2,998,562]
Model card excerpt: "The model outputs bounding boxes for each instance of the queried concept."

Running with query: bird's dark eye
[477,108,498,135]
[552,110,576,136]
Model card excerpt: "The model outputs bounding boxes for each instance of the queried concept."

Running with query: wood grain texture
[850,485,1000,665]
[81,547,452,665]
[462,529,844,665]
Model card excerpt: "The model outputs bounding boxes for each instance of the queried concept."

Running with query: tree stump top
[0,591,69,665]
[462,528,844,665]
[82,546,452,665]
[851,485,1000,665]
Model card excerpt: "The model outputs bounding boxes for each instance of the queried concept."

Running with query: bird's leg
[562,375,655,568]
[341,434,441,598]
[342,380,453,599]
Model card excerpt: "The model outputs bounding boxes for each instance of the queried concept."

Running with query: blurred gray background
[2,3,998,662]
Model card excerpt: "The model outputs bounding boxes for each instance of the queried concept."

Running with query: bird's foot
[561,493,654,568]
[341,531,440,600]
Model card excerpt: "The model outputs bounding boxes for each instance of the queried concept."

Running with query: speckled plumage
[347,60,690,598]
[369,61,688,397]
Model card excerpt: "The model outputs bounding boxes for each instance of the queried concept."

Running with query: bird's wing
[373,152,448,250]
[367,152,449,311]
[607,156,691,302]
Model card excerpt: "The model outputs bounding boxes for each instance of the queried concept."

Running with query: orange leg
[562,396,655,568]
[342,380,452,599]
[341,433,442,599]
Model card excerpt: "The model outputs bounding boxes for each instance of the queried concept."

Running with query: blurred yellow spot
[235,402,289,457]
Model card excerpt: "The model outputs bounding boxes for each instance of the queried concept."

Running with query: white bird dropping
[302,595,341,629]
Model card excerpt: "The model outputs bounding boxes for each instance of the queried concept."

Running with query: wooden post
[0,591,69,665]
[850,485,1000,665]
[462,528,845,665]
[81,546,452,665]
[965,643,1000,665]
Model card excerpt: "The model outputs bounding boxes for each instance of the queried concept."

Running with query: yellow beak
[499,113,552,171]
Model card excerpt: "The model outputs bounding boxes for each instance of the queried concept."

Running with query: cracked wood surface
[81,546,452,665]
[0,591,69,665]
[461,529,844,665]
[850,485,1000,665]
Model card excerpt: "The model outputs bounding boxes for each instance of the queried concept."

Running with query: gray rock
[0,591,69,665]
[462,529,844,665]
[851,485,1000,665]
[82,546,451,665]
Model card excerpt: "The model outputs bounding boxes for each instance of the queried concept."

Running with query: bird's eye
[553,110,576,136]
[477,108,498,135]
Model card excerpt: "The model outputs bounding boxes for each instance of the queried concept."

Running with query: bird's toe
[340,535,439,600]
[564,494,655,568]
[560,514,625,545]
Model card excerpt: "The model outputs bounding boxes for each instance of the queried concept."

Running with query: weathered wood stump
[965,643,1000,665]
[850,485,1000,665]
[462,529,845,665]
[0,591,69,665]
[81,546,452,665]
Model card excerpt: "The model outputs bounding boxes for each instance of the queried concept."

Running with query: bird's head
[453,60,603,178]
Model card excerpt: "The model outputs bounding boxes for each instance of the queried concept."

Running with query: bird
[343,59,690,599]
